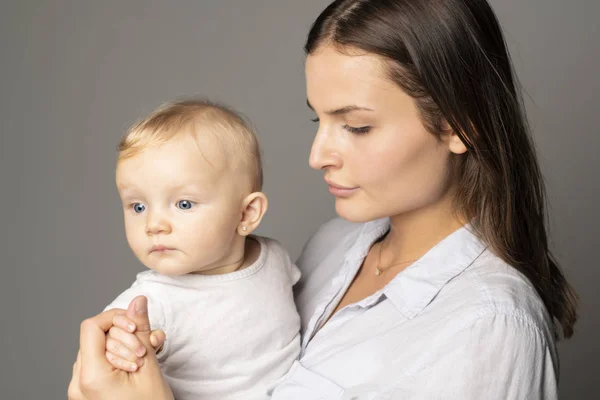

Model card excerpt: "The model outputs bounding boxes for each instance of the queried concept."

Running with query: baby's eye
[176,200,195,210]
[132,203,146,214]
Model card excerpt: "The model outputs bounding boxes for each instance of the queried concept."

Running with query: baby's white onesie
[105,236,301,400]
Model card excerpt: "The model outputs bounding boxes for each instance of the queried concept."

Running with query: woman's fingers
[126,296,152,336]
[69,299,174,400]
[78,309,125,384]
[108,326,147,358]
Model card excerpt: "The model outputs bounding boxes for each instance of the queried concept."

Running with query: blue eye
[177,200,195,210]
[132,203,146,213]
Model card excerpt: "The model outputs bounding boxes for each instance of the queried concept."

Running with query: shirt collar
[349,218,487,319]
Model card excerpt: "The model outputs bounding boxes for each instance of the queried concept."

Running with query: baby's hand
[104,313,166,372]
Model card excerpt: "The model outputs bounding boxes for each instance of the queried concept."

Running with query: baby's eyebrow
[166,181,205,191]
[116,184,140,197]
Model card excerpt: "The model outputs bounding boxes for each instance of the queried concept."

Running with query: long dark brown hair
[305,0,578,338]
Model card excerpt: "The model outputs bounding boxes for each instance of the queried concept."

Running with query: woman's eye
[132,203,146,213]
[177,200,195,210]
[343,125,372,135]
[311,117,320,122]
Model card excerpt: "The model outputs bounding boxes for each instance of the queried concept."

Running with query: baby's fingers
[105,350,143,372]
[113,313,137,333]
[103,325,146,371]
[108,325,147,357]
[150,329,167,352]
[112,313,166,354]
[106,336,142,363]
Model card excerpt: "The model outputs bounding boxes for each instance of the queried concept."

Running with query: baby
[103,100,301,399]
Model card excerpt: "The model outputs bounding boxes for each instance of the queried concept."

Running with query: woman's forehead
[306,46,386,81]
[305,46,407,111]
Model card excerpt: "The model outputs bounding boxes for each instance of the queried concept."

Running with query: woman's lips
[325,180,359,198]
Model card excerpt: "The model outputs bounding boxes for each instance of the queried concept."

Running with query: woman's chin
[335,201,383,223]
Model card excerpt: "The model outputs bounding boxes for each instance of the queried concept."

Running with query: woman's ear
[441,120,468,155]
[237,192,268,236]
[448,133,468,154]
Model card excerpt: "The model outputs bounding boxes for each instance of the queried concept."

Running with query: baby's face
[116,132,246,275]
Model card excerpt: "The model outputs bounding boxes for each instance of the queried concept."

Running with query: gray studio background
[1,1,597,398]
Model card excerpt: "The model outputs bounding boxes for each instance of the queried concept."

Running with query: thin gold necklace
[374,240,419,276]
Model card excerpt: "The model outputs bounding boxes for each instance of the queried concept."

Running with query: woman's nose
[308,127,342,170]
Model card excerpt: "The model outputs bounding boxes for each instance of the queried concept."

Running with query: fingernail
[129,363,138,372]
[135,298,147,315]
[136,346,146,357]
[136,357,145,367]
[128,323,136,332]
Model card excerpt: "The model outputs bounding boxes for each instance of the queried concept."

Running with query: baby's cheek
[125,233,149,267]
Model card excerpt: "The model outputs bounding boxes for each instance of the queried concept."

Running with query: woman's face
[305,45,466,223]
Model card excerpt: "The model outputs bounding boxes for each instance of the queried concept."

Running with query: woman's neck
[383,194,466,263]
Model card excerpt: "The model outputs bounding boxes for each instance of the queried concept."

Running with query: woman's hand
[68,296,174,400]
[105,313,166,372]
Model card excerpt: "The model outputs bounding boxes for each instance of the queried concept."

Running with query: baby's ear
[237,192,268,236]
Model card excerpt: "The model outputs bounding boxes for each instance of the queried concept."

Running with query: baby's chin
[140,252,239,276]
[144,259,199,276]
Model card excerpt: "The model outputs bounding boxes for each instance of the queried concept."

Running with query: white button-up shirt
[271,218,558,400]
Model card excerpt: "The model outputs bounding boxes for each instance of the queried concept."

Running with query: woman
[69,0,578,398]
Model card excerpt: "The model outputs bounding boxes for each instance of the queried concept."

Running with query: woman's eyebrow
[307,99,374,115]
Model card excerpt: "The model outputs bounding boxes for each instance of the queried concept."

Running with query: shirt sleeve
[404,312,558,400]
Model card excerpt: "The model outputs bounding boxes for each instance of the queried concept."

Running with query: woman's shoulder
[442,248,557,341]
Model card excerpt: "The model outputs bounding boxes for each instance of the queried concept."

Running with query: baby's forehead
[125,133,251,181]
[125,131,230,169]
[116,145,251,198]
[188,125,254,175]
[118,103,261,192]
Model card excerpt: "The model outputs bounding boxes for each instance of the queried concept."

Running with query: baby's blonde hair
[118,99,263,192]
